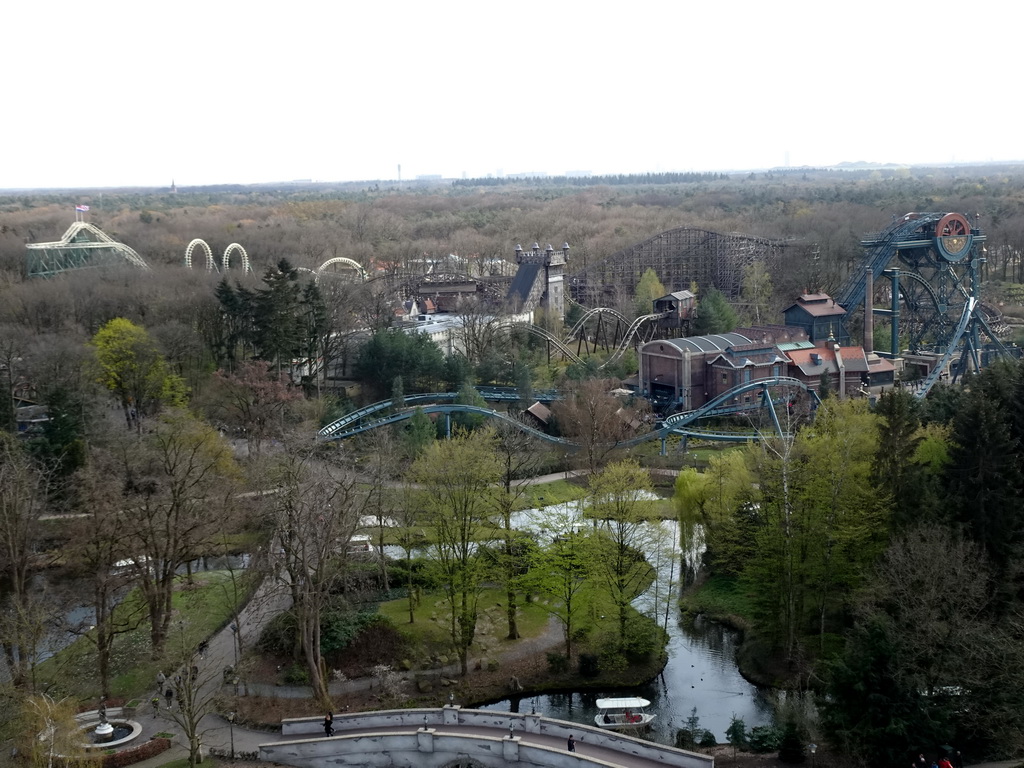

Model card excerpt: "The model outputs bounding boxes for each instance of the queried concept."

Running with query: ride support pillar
[889,268,900,358]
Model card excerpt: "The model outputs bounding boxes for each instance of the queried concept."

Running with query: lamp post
[228,712,236,761]
[449,693,454,707]
[809,742,817,768]
[509,722,514,739]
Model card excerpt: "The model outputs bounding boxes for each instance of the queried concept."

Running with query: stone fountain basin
[75,708,143,750]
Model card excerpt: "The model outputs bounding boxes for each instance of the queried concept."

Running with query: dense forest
[4,166,1024,764]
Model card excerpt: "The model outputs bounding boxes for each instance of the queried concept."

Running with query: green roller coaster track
[318,377,819,454]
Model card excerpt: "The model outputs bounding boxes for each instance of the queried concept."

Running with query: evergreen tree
[778,720,806,763]
[514,361,533,412]
[391,375,405,412]
[254,259,302,373]
[919,381,964,425]
[823,618,925,763]
[725,715,748,755]
[299,280,329,391]
[817,370,833,400]
[873,388,924,529]
[213,279,242,368]
[943,389,1023,572]
[28,386,87,478]
[442,353,473,391]
[453,381,488,431]
[402,407,435,457]
[692,286,738,335]
[354,330,445,397]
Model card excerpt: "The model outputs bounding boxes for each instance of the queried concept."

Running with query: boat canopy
[595,697,651,710]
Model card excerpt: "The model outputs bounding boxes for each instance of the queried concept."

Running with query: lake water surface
[475,499,776,744]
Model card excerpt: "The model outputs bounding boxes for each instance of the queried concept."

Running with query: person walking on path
[323,713,334,737]
[156,670,166,690]
[567,734,576,752]
[164,687,174,710]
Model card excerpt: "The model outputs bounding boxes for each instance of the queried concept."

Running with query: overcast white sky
[4,0,1021,189]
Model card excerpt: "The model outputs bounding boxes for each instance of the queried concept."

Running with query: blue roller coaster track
[317,377,819,453]
[837,211,1014,397]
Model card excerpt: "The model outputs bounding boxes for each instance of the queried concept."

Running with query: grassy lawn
[377,587,551,661]
[680,573,755,626]
[512,479,587,510]
[37,569,254,702]
[158,759,221,768]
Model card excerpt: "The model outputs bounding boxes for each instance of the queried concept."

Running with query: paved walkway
[124,573,292,766]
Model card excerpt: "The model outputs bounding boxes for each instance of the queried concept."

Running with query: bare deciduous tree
[551,379,641,473]
[117,411,239,656]
[0,437,54,689]
[269,449,363,706]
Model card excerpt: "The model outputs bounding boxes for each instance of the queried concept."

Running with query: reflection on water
[475,500,776,745]
[27,554,251,664]
[477,613,775,745]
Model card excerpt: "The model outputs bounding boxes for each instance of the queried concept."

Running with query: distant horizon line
[4,159,1024,194]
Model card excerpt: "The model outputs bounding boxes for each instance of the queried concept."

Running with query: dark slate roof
[782,294,846,318]
[507,262,542,304]
[657,333,752,354]
[526,401,551,424]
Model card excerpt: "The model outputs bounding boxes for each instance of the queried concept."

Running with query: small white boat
[346,535,376,555]
[594,697,655,730]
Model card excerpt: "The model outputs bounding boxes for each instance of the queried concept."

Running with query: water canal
[477,499,776,745]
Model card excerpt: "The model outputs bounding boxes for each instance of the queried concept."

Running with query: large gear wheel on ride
[934,213,973,263]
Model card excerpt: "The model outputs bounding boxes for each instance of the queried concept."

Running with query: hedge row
[85,737,172,768]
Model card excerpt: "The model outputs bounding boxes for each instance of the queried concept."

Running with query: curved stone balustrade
[262,705,713,768]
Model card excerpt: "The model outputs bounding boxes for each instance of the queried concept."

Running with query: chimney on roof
[834,341,846,399]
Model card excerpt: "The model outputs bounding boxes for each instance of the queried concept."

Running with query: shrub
[675,728,696,750]
[256,611,297,655]
[321,609,382,654]
[546,652,569,674]
[778,720,806,763]
[749,725,782,753]
[578,653,600,678]
[676,708,704,750]
[283,663,310,685]
[81,737,171,768]
[371,664,403,700]
[699,730,718,747]
[326,615,406,675]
